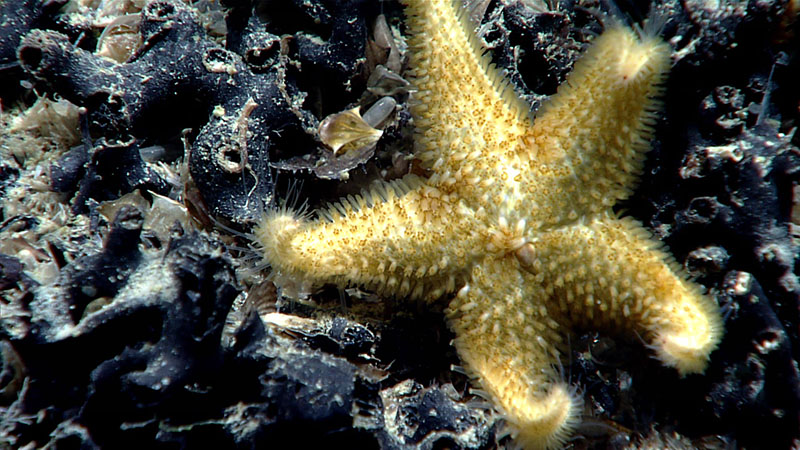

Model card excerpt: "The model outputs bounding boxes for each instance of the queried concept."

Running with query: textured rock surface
[0,0,798,449]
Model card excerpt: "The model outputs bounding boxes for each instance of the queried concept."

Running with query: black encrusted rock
[0,0,70,103]
[18,0,317,223]
[0,253,25,291]
[2,218,239,448]
[476,0,583,112]
[60,204,145,322]
[701,271,800,449]
[226,0,371,111]
[51,137,172,214]
[375,380,496,449]
[669,123,800,351]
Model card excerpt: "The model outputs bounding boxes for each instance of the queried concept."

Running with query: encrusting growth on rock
[255,0,724,448]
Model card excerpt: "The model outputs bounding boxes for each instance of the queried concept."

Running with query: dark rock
[60,204,144,322]
[0,158,20,206]
[289,0,370,106]
[0,254,24,291]
[701,271,799,449]
[0,340,25,405]
[0,0,69,103]
[3,229,239,448]
[68,137,171,214]
[686,245,731,277]
[477,0,582,111]
[699,85,747,137]
[18,0,317,223]
[375,380,497,449]
[49,145,90,194]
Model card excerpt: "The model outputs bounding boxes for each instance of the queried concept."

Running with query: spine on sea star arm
[527,26,671,211]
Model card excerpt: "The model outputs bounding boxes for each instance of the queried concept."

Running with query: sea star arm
[403,0,534,190]
[403,0,673,229]
[446,213,722,449]
[254,176,479,300]
[525,26,671,217]
[446,257,580,450]
[516,212,724,375]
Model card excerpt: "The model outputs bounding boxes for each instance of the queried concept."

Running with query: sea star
[255,0,724,448]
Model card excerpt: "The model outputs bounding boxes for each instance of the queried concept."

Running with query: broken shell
[96,13,142,63]
[319,106,384,156]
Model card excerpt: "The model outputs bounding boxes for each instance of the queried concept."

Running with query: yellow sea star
[255,0,724,448]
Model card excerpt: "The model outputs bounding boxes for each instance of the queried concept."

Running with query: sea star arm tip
[508,383,582,450]
[650,289,725,375]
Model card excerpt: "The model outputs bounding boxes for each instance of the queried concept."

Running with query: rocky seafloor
[0,0,798,448]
